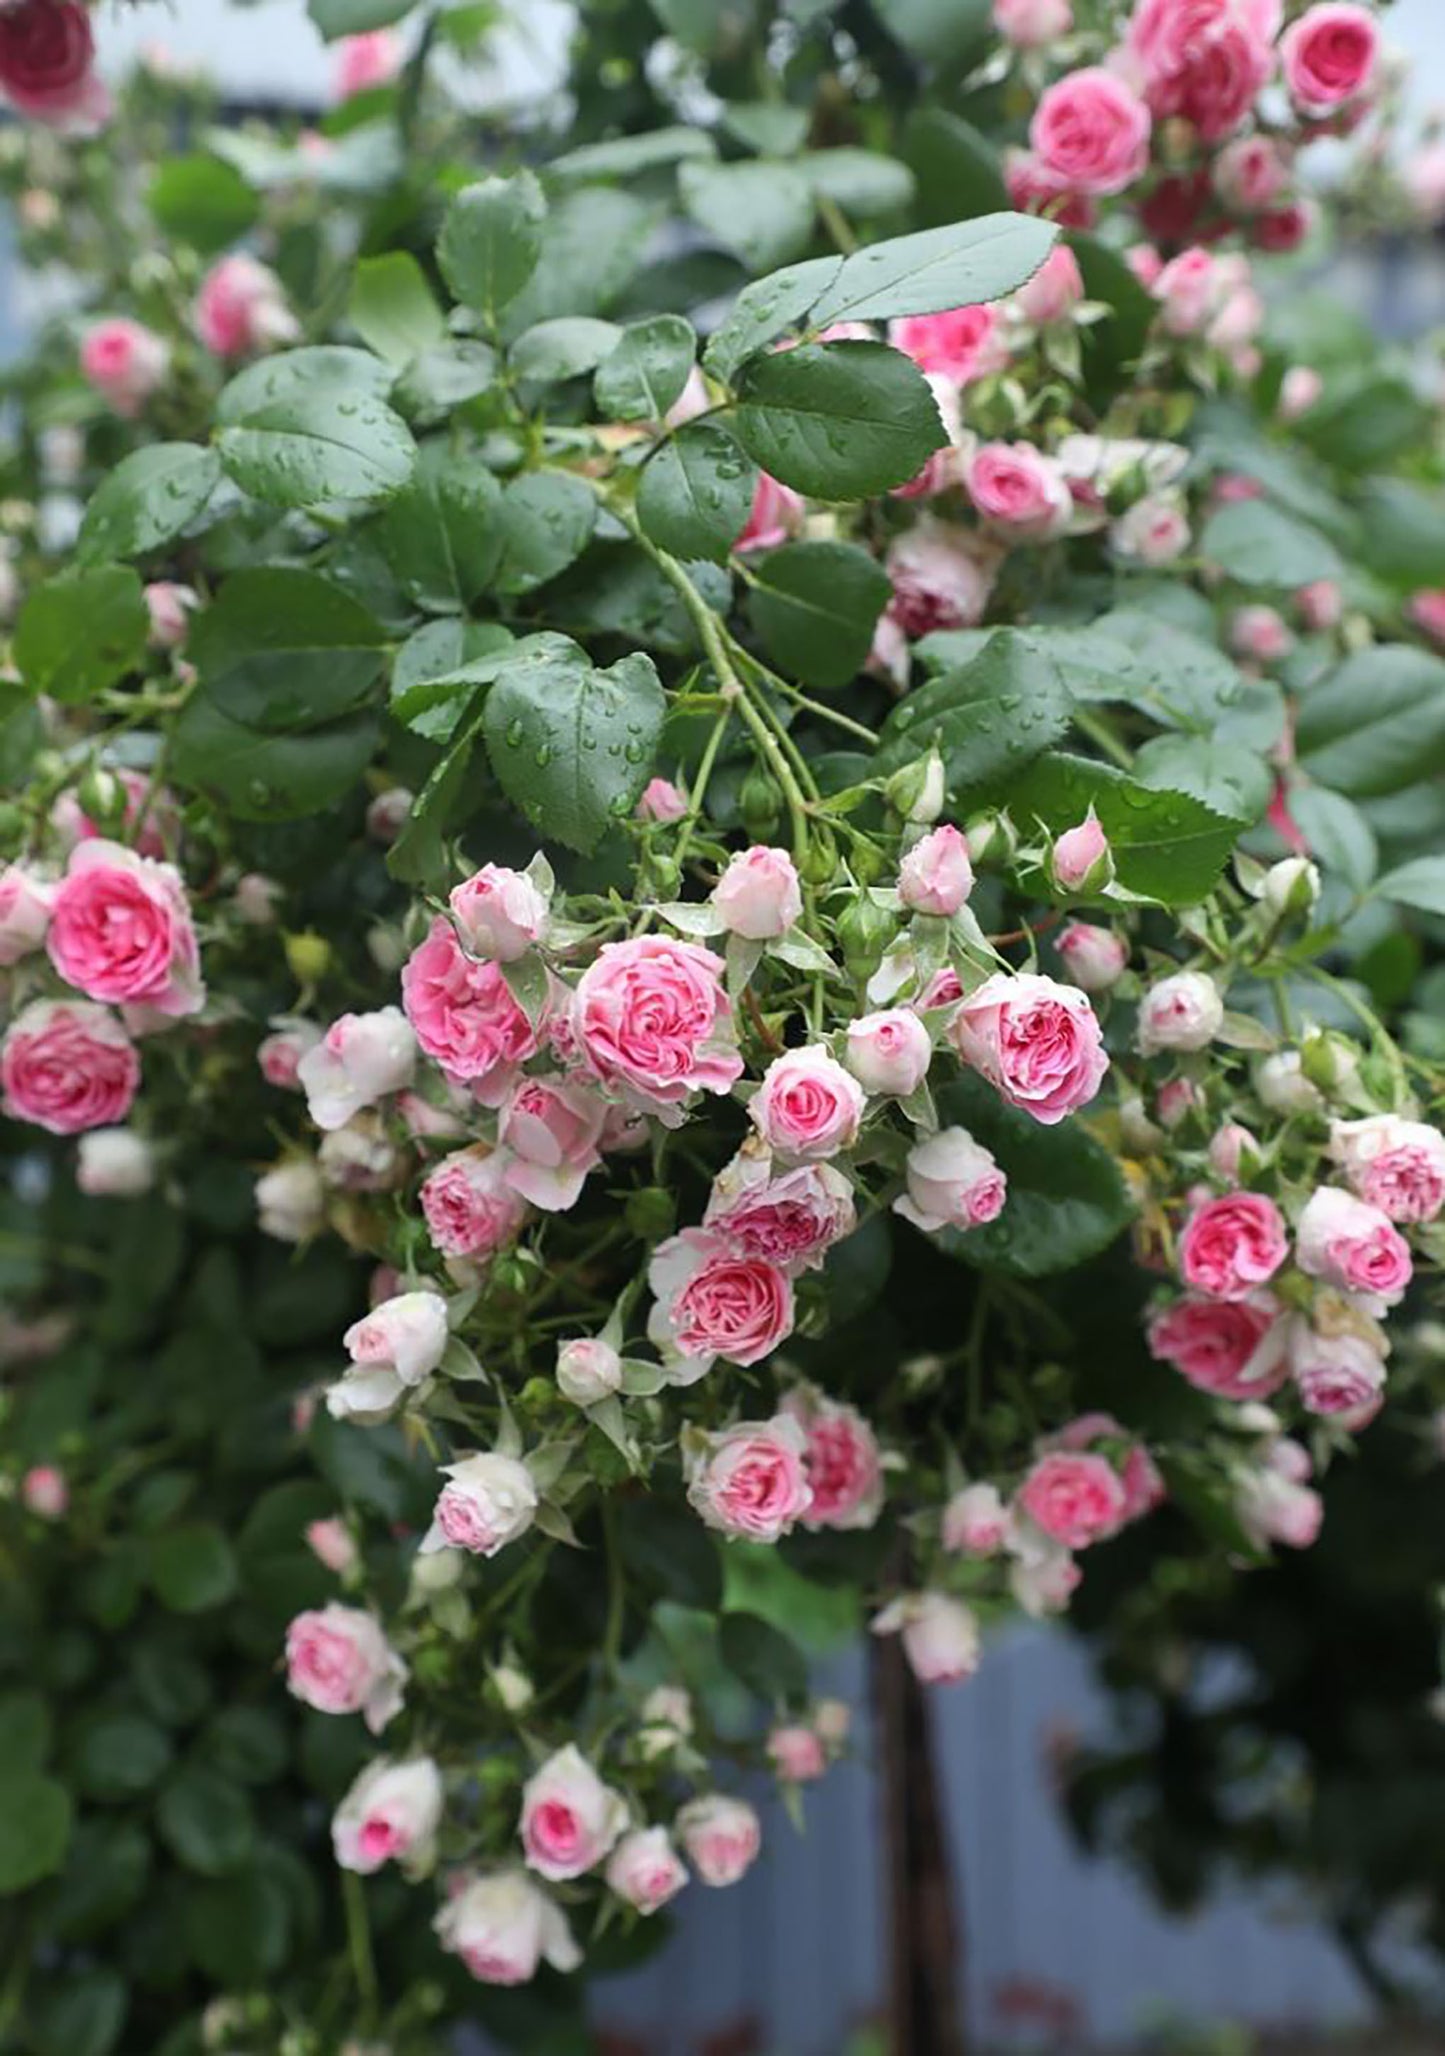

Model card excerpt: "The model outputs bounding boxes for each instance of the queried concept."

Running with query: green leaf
[1374,856,1445,918]
[1296,648,1445,798]
[807,213,1057,329]
[1133,735,1272,825]
[0,1689,50,1774]
[391,619,513,740]
[437,171,546,325]
[636,422,757,565]
[874,0,992,65]
[1289,786,1377,891]
[148,152,258,253]
[173,699,380,822]
[1200,500,1343,589]
[1071,234,1158,397]
[731,340,946,501]
[1352,477,1445,587]
[217,387,416,508]
[618,1497,723,1609]
[393,339,498,421]
[28,1969,125,2056]
[131,1646,212,1726]
[158,1767,254,1876]
[510,316,623,385]
[190,568,385,732]
[14,568,148,704]
[148,1523,239,1613]
[215,345,393,426]
[185,1869,290,1983]
[594,315,697,423]
[200,1707,290,1788]
[679,158,816,271]
[901,107,1007,227]
[73,1713,173,1802]
[1007,753,1245,904]
[76,443,222,565]
[482,638,666,852]
[1294,370,1430,472]
[704,255,843,386]
[309,0,414,37]
[386,715,484,888]
[502,187,656,338]
[747,539,890,690]
[495,470,597,593]
[378,442,503,610]
[718,1610,808,1706]
[0,1771,70,1892]
[935,1073,1134,1278]
[877,629,1072,794]
[1073,610,1251,734]
[349,251,444,366]
[802,147,914,216]
[548,124,717,183]
[44,1821,150,1941]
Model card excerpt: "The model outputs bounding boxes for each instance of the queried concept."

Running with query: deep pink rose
[1296,1186,1412,1307]
[1147,1291,1288,1399]
[703,1153,856,1272]
[0,0,99,119]
[401,918,543,1095]
[648,1229,794,1377]
[1214,133,1290,213]
[80,319,169,417]
[1029,67,1152,197]
[2,1000,140,1134]
[573,935,741,1108]
[750,1047,865,1161]
[1280,3,1378,114]
[1330,1115,1445,1224]
[47,841,203,1017]
[734,473,805,553]
[889,305,1006,385]
[885,522,999,639]
[785,1390,884,1531]
[419,1148,528,1259]
[1016,1451,1127,1549]
[194,254,299,357]
[966,442,1072,538]
[1178,1191,1289,1301]
[687,1415,813,1541]
[949,971,1108,1125]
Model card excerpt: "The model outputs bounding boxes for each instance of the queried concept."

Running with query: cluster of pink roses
[79,254,298,416]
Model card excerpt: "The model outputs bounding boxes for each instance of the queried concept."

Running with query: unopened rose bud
[76,1127,155,1198]
[285,930,332,986]
[556,1336,623,1405]
[490,1661,534,1711]
[1119,1094,1166,1153]
[76,766,126,832]
[410,1546,464,1595]
[837,896,897,979]
[740,768,783,843]
[1260,857,1320,919]
[1299,1027,1359,1098]
[625,1187,676,1241]
[1256,1049,1323,1115]
[1049,808,1113,895]
[234,872,282,927]
[1055,922,1128,993]
[964,810,1015,868]
[886,749,946,826]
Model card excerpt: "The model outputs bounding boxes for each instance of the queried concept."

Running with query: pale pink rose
[333,1756,442,1876]
[556,1336,622,1405]
[305,1516,357,1575]
[889,304,1006,386]
[885,522,999,638]
[1230,604,1294,664]
[950,971,1109,1125]
[1055,922,1128,993]
[676,1795,761,1887]
[845,1008,932,1097]
[1153,248,1223,336]
[785,1389,884,1531]
[0,865,52,965]
[734,473,806,553]
[422,1452,538,1558]
[606,1828,688,1912]
[1015,1451,1126,1549]
[47,841,202,1018]
[194,254,300,358]
[1111,494,1190,565]
[1137,970,1223,1055]
[142,581,197,649]
[20,1465,67,1519]
[767,1724,827,1783]
[234,872,282,926]
[258,1020,321,1091]
[871,1592,980,1684]
[419,1148,528,1260]
[702,1152,856,1272]
[1155,1077,1199,1131]
[894,1126,1007,1234]
[1208,1122,1259,1183]
[1237,1465,1322,1551]
[1214,134,1291,213]
[648,1229,794,1379]
[1279,365,1323,421]
[1287,1318,1386,1417]
[284,1605,407,1732]
[344,1290,449,1389]
[943,1481,1008,1555]
[687,1414,813,1541]
[1127,0,1279,141]
[498,1077,606,1211]
[317,1117,403,1195]
[1011,242,1085,327]
[520,1745,628,1882]
[1121,1444,1166,1522]
[257,1157,325,1243]
[297,1007,416,1130]
[401,918,544,1094]
[2,1000,140,1134]
[1280,3,1378,114]
[1148,1291,1288,1399]
[449,864,549,963]
[1329,1115,1445,1224]
[898,823,974,916]
[79,318,169,417]
[573,935,741,1108]
[1296,1186,1412,1308]
[1179,1192,1289,1301]
[1296,580,1342,633]
[814,1699,850,1747]
[966,442,1072,539]
[637,777,687,824]
[1051,808,1111,893]
[712,845,802,940]
[1010,1549,1082,1617]
[365,788,413,843]
[750,1046,866,1161]
[1410,592,1445,647]
[1127,243,1165,290]
[333,27,399,99]
[993,0,1071,43]
[76,1126,154,1197]
[436,1871,580,1984]
[1005,149,1098,230]
[1030,68,1152,197]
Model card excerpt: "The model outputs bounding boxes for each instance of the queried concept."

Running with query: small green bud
[740,767,782,843]
[76,766,126,831]
[836,895,896,978]
[626,1186,676,1241]
[885,748,946,825]
[965,810,1017,869]
[284,930,331,986]
[799,828,838,886]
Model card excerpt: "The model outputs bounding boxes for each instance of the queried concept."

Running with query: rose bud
[943,1481,1008,1556]
[556,1336,623,1406]
[332,1756,443,1876]
[676,1795,762,1887]
[711,844,802,940]
[894,1127,1007,1234]
[898,823,974,917]
[365,788,413,843]
[1049,808,1113,895]
[1260,857,1320,919]
[1055,922,1128,994]
[871,1591,981,1684]
[1136,971,1224,1055]
[885,749,946,825]
[449,862,550,962]
[606,1827,688,1914]
[767,1724,827,1784]
[420,1452,539,1558]
[76,1126,155,1197]
[637,776,688,824]
[297,1008,417,1131]
[21,1465,67,1519]
[520,1745,628,1881]
[844,1008,932,1098]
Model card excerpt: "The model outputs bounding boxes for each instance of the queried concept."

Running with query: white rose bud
[1136,970,1224,1055]
[297,1008,417,1131]
[556,1336,623,1406]
[844,1007,933,1097]
[76,1127,155,1198]
[1256,1049,1324,1115]
[1260,857,1320,919]
[256,1158,326,1243]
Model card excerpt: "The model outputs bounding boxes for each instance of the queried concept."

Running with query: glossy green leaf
[1006,753,1244,904]
[1200,499,1343,589]
[703,254,842,386]
[148,1522,239,1613]
[349,251,445,366]
[217,388,416,507]
[807,212,1057,328]
[14,567,148,704]
[0,1771,70,1893]
[877,629,1072,794]
[510,316,623,384]
[636,422,757,564]
[747,539,890,690]
[1374,856,1445,918]
[148,152,258,253]
[378,442,503,610]
[190,568,386,732]
[437,171,547,324]
[215,345,393,426]
[594,315,697,422]
[718,1610,808,1707]
[1296,648,1445,798]
[77,443,222,564]
[731,341,946,500]
[679,158,816,272]
[172,700,380,822]
[495,470,597,593]
[159,1767,255,1875]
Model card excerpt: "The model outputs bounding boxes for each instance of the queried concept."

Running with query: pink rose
[520,1744,627,1882]
[258,1019,321,1091]
[555,1336,622,1405]
[333,1756,443,1876]
[734,473,805,553]
[885,521,999,639]
[1136,970,1223,1055]
[20,1465,67,1519]
[767,1725,827,1783]
[1005,149,1098,230]
[498,1077,605,1211]
[1178,1191,1289,1301]
[419,1148,528,1259]
[994,0,1072,46]
[845,1008,933,1097]
[950,971,1109,1125]
[1410,592,1445,647]
[687,1415,813,1541]
[1296,1186,1412,1308]
[0,865,52,965]
[1156,1077,1199,1131]
[648,1229,794,1379]
[1050,809,1111,894]
[1329,1115,1445,1224]
[712,845,802,940]
[750,1046,866,1161]
[1296,580,1342,633]
[1111,493,1191,572]
[1011,243,1084,327]
[1208,1122,1259,1184]
[1230,604,1294,664]
[47,841,202,1017]
[1147,1291,1287,1399]
[297,1008,416,1130]
[194,254,300,358]
[898,823,974,916]
[1287,1317,1387,1417]
[79,318,168,416]
[402,918,544,1095]
[1214,134,1290,213]
[966,442,1072,539]
[1010,1549,1082,1618]
[676,1795,761,1887]
[1153,247,1224,336]
[344,1289,449,1391]
[54,772,176,862]
[894,1126,1007,1234]
[448,864,549,963]
[943,1481,1008,1555]
[1055,922,1128,993]
[889,304,1006,386]
[871,1592,980,1684]
[637,777,687,824]
[284,1604,407,1732]
[1238,1464,1323,1551]
[1015,1451,1126,1549]
[785,1389,884,1531]
[1279,365,1323,421]
[436,1871,580,1984]
[2,1000,140,1134]
[365,788,412,843]
[1127,0,1279,141]
[305,1516,356,1575]
[333,27,399,100]
[1280,3,1378,114]
[422,1451,538,1557]
[0,1,99,121]
[143,580,197,649]
[1029,68,1152,197]
[606,1827,688,1912]
[573,935,742,1109]
[702,1152,856,1272]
